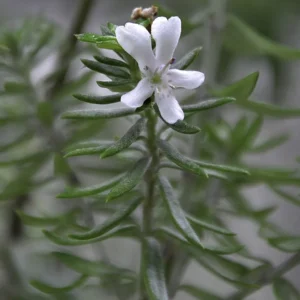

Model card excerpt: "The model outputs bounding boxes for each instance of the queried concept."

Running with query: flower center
[151,73,162,84]
[149,58,175,86]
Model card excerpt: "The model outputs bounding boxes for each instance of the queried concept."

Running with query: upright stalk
[141,106,160,300]
[48,0,94,100]
[143,108,159,233]
[202,0,227,87]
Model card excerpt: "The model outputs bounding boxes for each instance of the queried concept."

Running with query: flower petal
[152,17,181,65]
[121,78,154,108]
[116,23,156,72]
[167,69,205,89]
[155,88,184,124]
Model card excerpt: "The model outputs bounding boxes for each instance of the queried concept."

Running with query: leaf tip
[72,93,81,100]
[100,151,109,159]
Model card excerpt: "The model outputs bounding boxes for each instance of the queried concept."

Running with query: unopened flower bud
[131,5,158,20]
[131,7,143,20]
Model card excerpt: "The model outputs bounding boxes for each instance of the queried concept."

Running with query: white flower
[116,17,205,124]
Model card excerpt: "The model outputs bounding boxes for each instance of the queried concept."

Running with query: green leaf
[192,159,249,175]
[75,33,122,50]
[159,162,230,181]
[246,167,300,185]
[97,79,134,93]
[190,248,254,288]
[64,142,110,158]
[69,197,142,240]
[43,224,137,246]
[75,33,115,43]
[238,100,300,118]
[237,115,264,151]
[154,105,200,134]
[186,214,235,236]
[57,175,121,199]
[270,186,300,206]
[259,223,286,239]
[2,32,19,56]
[100,24,114,36]
[158,176,203,249]
[182,97,235,113]
[268,236,300,252]
[0,151,48,167]
[96,40,122,51]
[94,54,129,68]
[30,274,88,294]
[107,157,151,200]
[52,252,134,278]
[101,118,146,158]
[241,263,272,283]
[228,115,263,156]
[0,158,48,200]
[16,208,80,227]
[107,23,117,34]
[142,237,169,300]
[65,140,111,152]
[249,134,289,153]
[4,81,29,93]
[0,114,35,126]
[172,47,202,70]
[273,278,300,300]
[179,284,221,300]
[225,15,300,60]
[37,102,53,127]
[26,23,55,60]
[156,227,243,255]
[53,72,94,99]
[81,59,129,79]
[212,72,259,102]
[73,93,122,105]
[54,153,71,176]
[157,139,208,177]
[61,107,137,120]
[0,132,33,153]
[166,120,201,134]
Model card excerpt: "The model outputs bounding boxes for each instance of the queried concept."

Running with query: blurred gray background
[0,0,300,299]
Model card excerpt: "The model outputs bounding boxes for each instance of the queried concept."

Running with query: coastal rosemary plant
[0,2,300,300]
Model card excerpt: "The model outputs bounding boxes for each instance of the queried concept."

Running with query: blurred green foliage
[0,0,300,299]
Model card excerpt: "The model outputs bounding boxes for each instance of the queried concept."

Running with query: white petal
[121,78,154,108]
[167,69,205,89]
[116,23,156,72]
[155,88,184,124]
[152,16,181,65]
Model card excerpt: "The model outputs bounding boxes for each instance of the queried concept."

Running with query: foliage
[0,1,300,300]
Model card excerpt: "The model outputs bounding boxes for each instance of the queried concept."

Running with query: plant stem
[225,252,300,300]
[141,107,160,300]
[143,108,159,232]
[202,0,227,87]
[47,0,94,100]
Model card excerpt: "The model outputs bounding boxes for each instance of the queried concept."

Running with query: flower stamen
[158,58,175,76]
